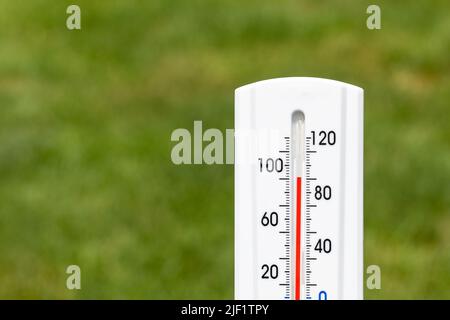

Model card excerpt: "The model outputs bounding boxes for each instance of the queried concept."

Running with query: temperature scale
[235,77,363,300]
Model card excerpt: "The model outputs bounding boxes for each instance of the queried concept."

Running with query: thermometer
[234,77,363,300]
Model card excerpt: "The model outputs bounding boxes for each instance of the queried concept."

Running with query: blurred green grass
[0,0,449,299]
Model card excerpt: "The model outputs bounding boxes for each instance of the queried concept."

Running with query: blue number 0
[318,291,328,300]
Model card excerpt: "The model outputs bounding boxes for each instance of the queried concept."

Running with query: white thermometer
[235,77,363,300]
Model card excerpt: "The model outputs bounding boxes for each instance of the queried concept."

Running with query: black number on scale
[314,185,332,200]
[261,264,279,279]
[314,239,332,253]
[258,158,283,173]
[261,212,278,226]
[311,131,336,145]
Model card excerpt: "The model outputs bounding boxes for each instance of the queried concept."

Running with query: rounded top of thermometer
[235,77,363,95]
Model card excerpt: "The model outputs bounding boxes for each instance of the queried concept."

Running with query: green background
[0,0,449,299]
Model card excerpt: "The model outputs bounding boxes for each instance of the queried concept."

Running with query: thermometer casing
[235,77,363,300]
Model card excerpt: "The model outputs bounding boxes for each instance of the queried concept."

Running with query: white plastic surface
[234,77,363,300]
